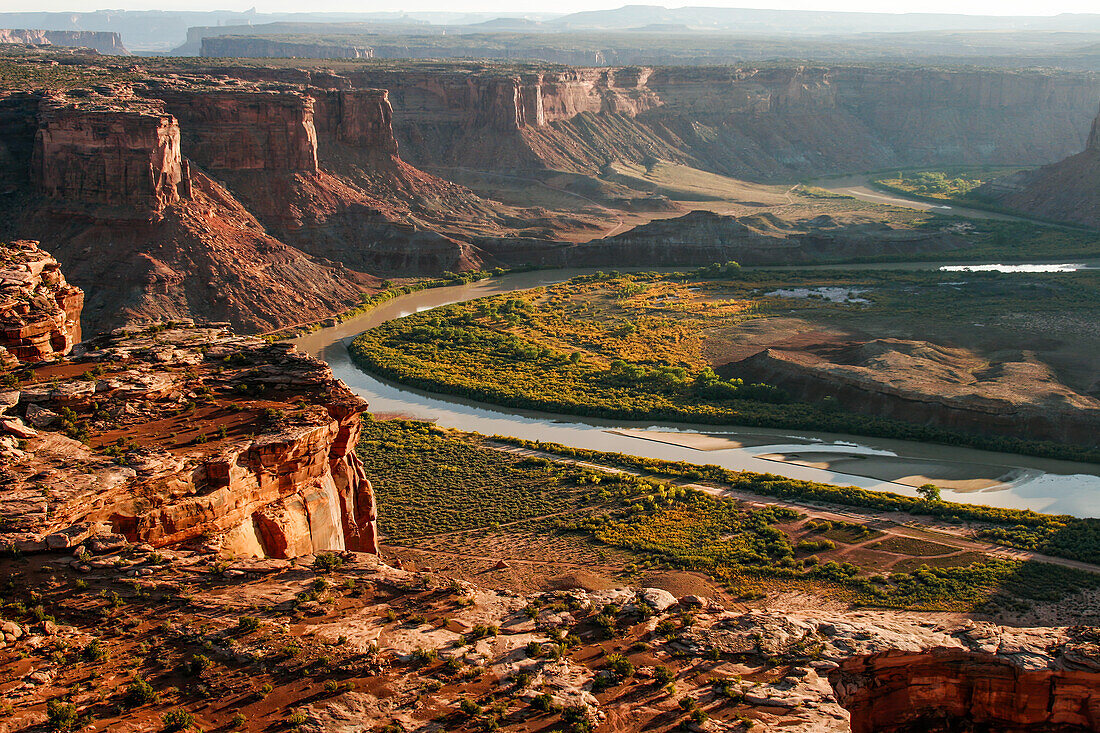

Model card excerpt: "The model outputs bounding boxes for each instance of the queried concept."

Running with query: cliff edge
[0,315,378,559]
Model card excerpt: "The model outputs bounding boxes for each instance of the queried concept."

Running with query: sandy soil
[606,428,814,451]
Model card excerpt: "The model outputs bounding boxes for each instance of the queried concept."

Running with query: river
[293,269,1100,519]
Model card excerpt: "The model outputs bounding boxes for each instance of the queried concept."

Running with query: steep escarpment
[0,73,545,334]
[0,28,128,54]
[0,240,82,364]
[142,81,499,274]
[31,91,185,218]
[980,103,1100,228]
[728,337,1100,447]
[344,65,1100,181]
[8,89,372,336]
[0,323,377,558]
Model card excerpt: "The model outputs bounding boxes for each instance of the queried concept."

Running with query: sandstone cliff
[32,91,185,218]
[0,322,377,558]
[674,608,1100,732]
[980,102,1100,228]
[0,28,128,54]
[0,240,82,365]
[345,65,1100,181]
[139,80,509,276]
[4,88,376,335]
[833,634,1100,732]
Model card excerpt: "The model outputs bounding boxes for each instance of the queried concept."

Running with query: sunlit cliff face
[831,648,1100,733]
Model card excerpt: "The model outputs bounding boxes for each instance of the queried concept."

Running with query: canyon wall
[0,28,128,54]
[833,646,1100,732]
[343,65,1100,180]
[0,323,378,558]
[202,36,374,59]
[149,86,320,174]
[980,102,1100,228]
[0,240,82,364]
[32,92,185,218]
[3,87,373,336]
[312,88,400,155]
[0,77,508,335]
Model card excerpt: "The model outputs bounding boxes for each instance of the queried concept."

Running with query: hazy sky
[12,1,1100,15]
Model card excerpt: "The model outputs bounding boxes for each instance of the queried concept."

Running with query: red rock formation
[0,28,128,54]
[149,87,319,173]
[141,81,504,276]
[0,240,83,364]
[7,87,376,335]
[832,647,1100,732]
[28,167,373,336]
[313,88,399,155]
[343,65,1100,180]
[32,91,185,218]
[1,324,378,558]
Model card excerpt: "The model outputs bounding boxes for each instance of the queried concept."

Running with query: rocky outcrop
[32,91,185,218]
[0,240,82,364]
[148,86,320,173]
[0,323,377,558]
[979,102,1100,228]
[0,28,128,54]
[670,609,1100,733]
[729,337,1100,447]
[833,639,1100,732]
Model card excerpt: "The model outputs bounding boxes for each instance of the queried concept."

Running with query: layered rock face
[0,28,128,54]
[4,86,375,335]
[729,337,1100,447]
[833,642,1100,732]
[0,323,377,558]
[670,608,1100,732]
[313,88,400,155]
[981,103,1100,228]
[0,240,82,364]
[32,92,185,217]
[150,87,320,173]
[349,65,1100,180]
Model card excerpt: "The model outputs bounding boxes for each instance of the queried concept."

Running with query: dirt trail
[487,442,1100,576]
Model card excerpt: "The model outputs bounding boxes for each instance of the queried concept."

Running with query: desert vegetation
[349,270,1100,462]
[493,435,1100,566]
[354,419,1100,613]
